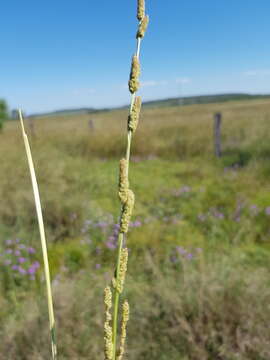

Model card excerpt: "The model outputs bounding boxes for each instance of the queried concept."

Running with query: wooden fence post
[214,112,222,157]
[88,119,94,131]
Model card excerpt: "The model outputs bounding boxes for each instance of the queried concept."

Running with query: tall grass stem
[18,110,57,360]
[111,3,148,359]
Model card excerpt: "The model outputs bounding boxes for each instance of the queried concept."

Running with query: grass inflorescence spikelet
[137,0,145,21]
[112,248,128,294]
[120,190,135,234]
[136,15,149,39]
[118,159,129,204]
[104,286,113,360]
[128,96,142,132]
[128,56,140,94]
[116,301,130,360]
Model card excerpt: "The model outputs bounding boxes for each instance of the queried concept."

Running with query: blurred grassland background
[1,98,270,359]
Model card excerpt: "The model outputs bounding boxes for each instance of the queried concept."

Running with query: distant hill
[141,93,270,108]
[27,107,109,118]
[25,93,270,118]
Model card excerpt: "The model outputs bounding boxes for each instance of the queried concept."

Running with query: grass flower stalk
[103,2,149,359]
[18,110,57,360]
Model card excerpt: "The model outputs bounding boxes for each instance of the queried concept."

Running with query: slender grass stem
[18,110,57,360]
[110,5,149,360]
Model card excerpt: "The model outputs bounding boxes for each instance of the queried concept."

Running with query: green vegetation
[1,99,270,359]
[0,99,8,131]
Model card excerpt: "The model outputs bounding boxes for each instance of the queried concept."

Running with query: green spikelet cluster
[117,301,130,360]
[128,96,142,132]
[112,248,129,294]
[118,159,129,204]
[128,56,140,94]
[120,190,135,233]
[104,287,113,360]
[137,15,149,39]
[118,158,135,233]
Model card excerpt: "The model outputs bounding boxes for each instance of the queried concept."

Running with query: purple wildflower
[18,257,26,264]
[265,207,270,216]
[133,220,142,227]
[33,261,40,269]
[106,241,117,250]
[18,267,27,275]
[28,267,36,274]
[96,221,108,229]
[27,247,35,254]
[176,246,186,255]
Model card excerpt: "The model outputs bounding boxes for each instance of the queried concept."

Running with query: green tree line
[0,99,8,131]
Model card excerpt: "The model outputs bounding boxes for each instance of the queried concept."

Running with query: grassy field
[1,99,270,359]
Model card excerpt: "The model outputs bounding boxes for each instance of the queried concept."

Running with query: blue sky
[1,0,270,113]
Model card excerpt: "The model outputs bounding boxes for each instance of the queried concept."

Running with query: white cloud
[244,69,270,77]
[140,80,169,87]
[140,80,158,87]
[175,77,191,84]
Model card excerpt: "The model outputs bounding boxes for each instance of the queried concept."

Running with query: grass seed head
[117,301,130,360]
[128,96,142,132]
[122,300,130,323]
[119,159,129,204]
[112,248,128,294]
[104,286,113,360]
[104,286,112,309]
[136,15,149,38]
[137,0,145,21]
[128,56,140,94]
[118,248,129,293]
[104,323,113,360]
[120,190,135,233]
